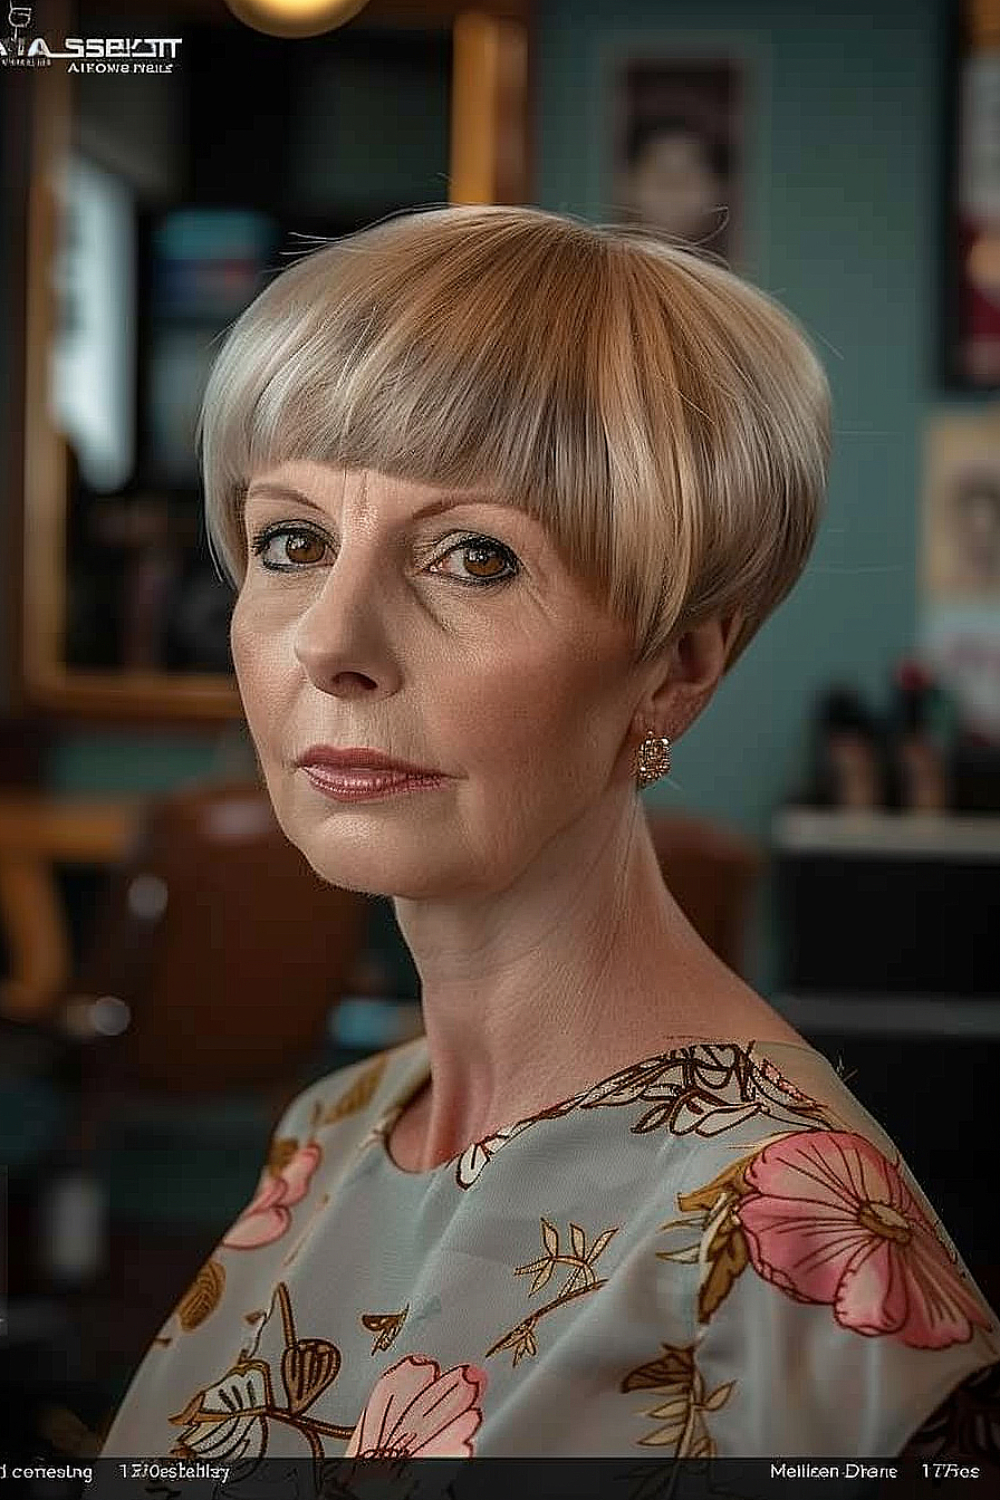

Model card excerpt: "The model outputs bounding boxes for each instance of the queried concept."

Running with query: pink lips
[296,746,443,776]
[296,747,448,802]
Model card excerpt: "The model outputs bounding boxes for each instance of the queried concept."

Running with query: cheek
[230,598,285,750]
[458,645,618,791]
[229,598,259,705]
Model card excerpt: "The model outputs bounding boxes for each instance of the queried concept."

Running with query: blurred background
[2,0,1000,1465]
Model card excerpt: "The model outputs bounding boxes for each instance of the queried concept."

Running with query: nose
[293,545,403,699]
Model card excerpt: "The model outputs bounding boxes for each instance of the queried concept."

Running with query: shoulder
[638,1040,1000,1455]
[268,1039,421,1143]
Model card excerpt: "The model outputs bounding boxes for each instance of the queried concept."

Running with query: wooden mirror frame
[12,0,532,724]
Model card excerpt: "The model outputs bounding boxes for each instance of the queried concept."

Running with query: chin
[270,778,513,900]
[285,823,483,902]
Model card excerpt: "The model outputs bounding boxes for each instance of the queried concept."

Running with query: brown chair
[644,808,763,979]
[66,777,372,1124]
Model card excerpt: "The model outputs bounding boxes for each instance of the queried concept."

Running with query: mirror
[15,0,530,722]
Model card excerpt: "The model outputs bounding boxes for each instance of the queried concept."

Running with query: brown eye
[431,537,520,587]
[249,525,328,570]
[284,533,325,565]
[461,543,507,578]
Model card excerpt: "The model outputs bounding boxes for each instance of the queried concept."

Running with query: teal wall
[536,0,953,989]
[541,0,934,740]
[43,0,961,995]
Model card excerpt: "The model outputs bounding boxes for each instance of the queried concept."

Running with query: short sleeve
[670,1125,1000,1456]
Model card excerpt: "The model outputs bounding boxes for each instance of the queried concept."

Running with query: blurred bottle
[35,1145,106,1290]
[885,659,955,813]
[802,685,889,809]
[31,1002,124,1293]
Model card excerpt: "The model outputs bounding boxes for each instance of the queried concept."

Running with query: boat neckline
[374,1033,828,1180]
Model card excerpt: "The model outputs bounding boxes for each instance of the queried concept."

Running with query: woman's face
[231,461,652,899]
[627,129,723,241]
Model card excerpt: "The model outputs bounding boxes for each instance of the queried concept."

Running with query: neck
[391,797,773,1168]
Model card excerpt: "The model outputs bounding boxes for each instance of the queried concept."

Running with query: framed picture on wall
[921,406,1000,603]
[941,0,1000,389]
[919,405,1000,744]
[604,47,748,270]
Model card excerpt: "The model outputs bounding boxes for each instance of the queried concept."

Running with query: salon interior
[1,0,999,1464]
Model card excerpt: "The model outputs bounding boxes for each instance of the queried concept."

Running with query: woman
[99,206,999,1468]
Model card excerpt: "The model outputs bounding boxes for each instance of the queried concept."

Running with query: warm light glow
[968,233,1000,302]
[224,0,372,38]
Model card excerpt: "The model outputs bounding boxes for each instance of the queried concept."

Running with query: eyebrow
[242,481,506,523]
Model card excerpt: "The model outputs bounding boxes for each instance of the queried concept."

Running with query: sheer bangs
[198,206,831,672]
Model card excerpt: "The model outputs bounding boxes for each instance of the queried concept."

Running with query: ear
[636,612,742,742]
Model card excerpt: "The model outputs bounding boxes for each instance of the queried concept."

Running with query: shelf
[772,807,1000,859]
[773,992,1000,1038]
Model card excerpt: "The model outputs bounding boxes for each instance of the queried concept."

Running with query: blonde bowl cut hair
[197,204,832,674]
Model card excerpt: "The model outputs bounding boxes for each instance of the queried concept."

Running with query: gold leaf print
[659,1159,757,1325]
[450,1044,830,1191]
[578,1043,836,1141]
[455,1119,536,1188]
[655,1242,700,1266]
[676,1150,758,1216]
[622,1344,695,1391]
[703,1380,736,1412]
[486,1316,540,1367]
[487,1273,611,1368]
[321,1056,387,1125]
[516,1217,619,1299]
[280,1337,341,1415]
[487,1217,619,1367]
[541,1217,560,1257]
[170,1282,354,1466]
[177,1258,226,1331]
[361,1308,409,1354]
[699,1204,750,1323]
[589,1229,618,1261]
[621,1341,733,1455]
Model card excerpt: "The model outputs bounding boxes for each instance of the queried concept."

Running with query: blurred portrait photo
[922,407,1000,601]
[608,53,746,268]
[920,407,1000,743]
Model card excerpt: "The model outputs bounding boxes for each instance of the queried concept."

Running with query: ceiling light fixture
[224,0,373,39]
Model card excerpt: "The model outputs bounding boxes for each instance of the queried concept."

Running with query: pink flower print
[346,1355,487,1458]
[222,1142,321,1250]
[736,1130,993,1349]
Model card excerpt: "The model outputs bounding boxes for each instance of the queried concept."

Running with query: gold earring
[634,731,672,788]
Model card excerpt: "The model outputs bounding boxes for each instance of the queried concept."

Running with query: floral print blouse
[98,1035,1000,1463]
